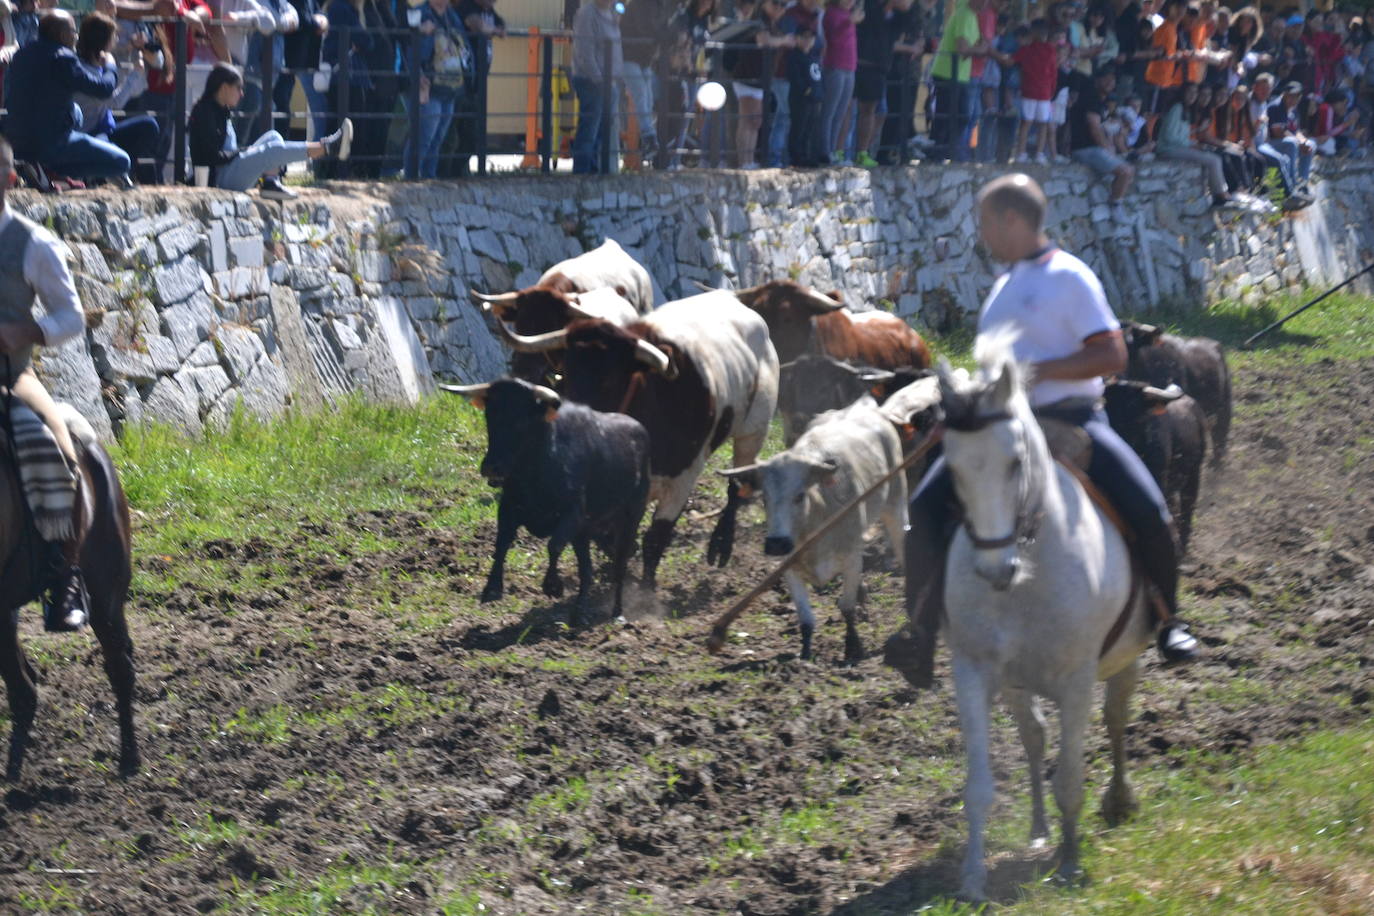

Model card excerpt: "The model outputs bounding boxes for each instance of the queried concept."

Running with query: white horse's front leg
[1052,674,1094,881]
[783,570,817,661]
[1101,657,1142,826]
[953,654,996,903]
[1005,687,1050,846]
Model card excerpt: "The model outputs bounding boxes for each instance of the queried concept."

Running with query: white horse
[935,334,1154,902]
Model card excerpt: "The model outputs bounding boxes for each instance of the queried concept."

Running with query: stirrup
[43,566,90,633]
[1157,620,1199,665]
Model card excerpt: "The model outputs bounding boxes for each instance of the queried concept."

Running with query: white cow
[722,397,910,662]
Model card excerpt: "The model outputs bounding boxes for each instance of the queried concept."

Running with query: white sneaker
[1033,152,1049,164]
[322,117,353,161]
[1015,152,1032,163]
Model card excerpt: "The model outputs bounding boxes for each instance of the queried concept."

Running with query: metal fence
[15,15,979,183]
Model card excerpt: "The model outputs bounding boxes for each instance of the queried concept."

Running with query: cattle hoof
[541,576,564,599]
[706,537,733,568]
[480,585,503,603]
[844,636,866,664]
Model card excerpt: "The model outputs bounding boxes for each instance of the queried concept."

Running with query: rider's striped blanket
[6,402,78,543]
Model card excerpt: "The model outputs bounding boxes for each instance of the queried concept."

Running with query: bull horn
[494,320,571,353]
[718,464,761,478]
[801,287,847,314]
[858,368,896,383]
[1143,383,1184,402]
[530,384,562,407]
[563,293,594,319]
[691,280,718,293]
[634,339,674,377]
[438,382,493,397]
[470,289,520,311]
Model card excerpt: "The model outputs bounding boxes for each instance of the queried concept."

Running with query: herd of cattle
[443,240,1233,655]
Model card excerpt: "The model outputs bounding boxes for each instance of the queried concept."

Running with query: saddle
[1035,403,1154,658]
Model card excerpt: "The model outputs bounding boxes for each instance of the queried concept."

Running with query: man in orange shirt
[1144,0,1187,113]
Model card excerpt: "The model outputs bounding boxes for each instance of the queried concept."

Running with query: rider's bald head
[976,173,1048,234]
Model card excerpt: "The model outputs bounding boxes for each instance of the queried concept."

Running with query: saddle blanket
[7,402,78,543]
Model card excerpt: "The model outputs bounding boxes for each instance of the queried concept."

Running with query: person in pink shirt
[1303,11,1344,94]
[1009,18,1058,161]
[820,0,863,162]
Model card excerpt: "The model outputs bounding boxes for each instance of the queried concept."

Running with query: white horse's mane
[972,327,1029,404]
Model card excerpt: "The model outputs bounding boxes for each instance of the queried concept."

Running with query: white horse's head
[937,331,1045,591]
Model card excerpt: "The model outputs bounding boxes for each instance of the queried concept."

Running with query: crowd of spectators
[0,0,1368,206]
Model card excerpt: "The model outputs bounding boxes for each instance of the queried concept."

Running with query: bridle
[949,410,1045,552]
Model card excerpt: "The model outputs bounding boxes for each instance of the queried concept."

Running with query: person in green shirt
[930,0,986,157]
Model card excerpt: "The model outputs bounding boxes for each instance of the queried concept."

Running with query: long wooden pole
[706,426,944,654]
[1242,261,1374,349]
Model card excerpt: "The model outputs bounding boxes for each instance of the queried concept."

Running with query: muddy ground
[1,359,1372,915]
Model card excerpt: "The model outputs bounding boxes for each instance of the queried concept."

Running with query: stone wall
[16,159,1374,439]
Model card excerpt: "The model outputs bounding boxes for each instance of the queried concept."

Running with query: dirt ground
[1,358,1372,915]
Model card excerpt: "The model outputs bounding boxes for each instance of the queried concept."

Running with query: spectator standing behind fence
[2,11,135,187]
[347,0,396,179]
[570,0,622,174]
[620,0,668,168]
[1010,17,1056,162]
[820,0,861,164]
[274,0,328,142]
[189,61,350,195]
[724,0,793,169]
[319,0,372,178]
[74,12,161,184]
[446,0,502,177]
[1144,0,1186,117]
[783,0,825,168]
[930,0,984,161]
[1065,65,1135,218]
[405,0,474,178]
[851,0,915,168]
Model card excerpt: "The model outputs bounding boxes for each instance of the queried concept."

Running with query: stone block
[213,266,270,299]
[152,256,204,306]
[157,223,201,261]
[229,235,265,268]
[142,375,203,435]
[214,324,267,382]
[160,291,215,361]
[71,242,113,283]
[177,364,232,410]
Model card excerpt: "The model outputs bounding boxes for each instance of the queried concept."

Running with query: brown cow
[733,280,932,370]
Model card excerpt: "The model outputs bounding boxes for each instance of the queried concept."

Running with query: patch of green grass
[227,852,429,914]
[981,725,1374,914]
[112,394,490,564]
[525,775,592,817]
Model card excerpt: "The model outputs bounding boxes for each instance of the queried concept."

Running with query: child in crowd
[1010,18,1057,161]
[1119,93,1155,158]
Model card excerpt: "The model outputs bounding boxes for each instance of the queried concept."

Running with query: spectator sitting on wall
[73,12,161,184]
[1065,64,1136,219]
[570,0,623,174]
[1190,83,1252,196]
[2,10,134,188]
[1215,83,1270,189]
[189,61,351,197]
[1264,78,1315,201]
[1157,80,1235,207]
[1312,87,1360,155]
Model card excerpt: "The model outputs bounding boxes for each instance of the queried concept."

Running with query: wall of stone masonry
[14,159,1373,439]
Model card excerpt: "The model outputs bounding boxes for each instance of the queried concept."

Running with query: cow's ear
[543,405,559,423]
[810,458,840,488]
[1140,324,1164,345]
[470,395,487,410]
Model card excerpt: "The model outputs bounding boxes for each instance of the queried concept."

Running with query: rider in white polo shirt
[887,172,1200,688]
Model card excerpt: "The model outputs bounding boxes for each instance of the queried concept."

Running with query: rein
[950,409,1045,551]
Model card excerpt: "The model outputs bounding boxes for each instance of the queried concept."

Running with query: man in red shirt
[1009,18,1057,162]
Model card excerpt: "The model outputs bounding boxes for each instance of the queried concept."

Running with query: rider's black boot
[43,542,89,632]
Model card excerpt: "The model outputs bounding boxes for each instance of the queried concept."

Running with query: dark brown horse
[1,406,138,781]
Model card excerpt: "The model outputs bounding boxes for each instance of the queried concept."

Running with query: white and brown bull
[499,291,779,588]
[720,395,926,662]
[472,239,657,382]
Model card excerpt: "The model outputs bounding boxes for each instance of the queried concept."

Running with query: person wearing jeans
[619,0,669,164]
[190,62,351,196]
[2,10,131,182]
[571,0,624,174]
[819,0,861,162]
[406,0,475,178]
[274,0,330,141]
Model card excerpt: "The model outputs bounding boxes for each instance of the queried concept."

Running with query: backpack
[431,18,474,97]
